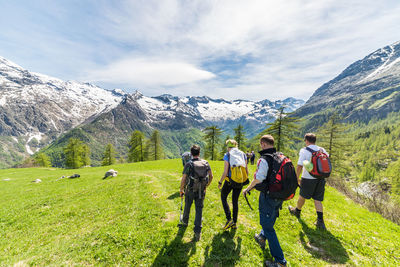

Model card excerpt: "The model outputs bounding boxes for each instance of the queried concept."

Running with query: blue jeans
[259,192,286,265]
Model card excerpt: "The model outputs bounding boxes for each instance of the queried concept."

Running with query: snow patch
[362,57,400,83]
[25,133,44,155]
[50,119,58,131]
[196,100,255,121]
[136,95,177,121]
[0,97,6,106]
[358,45,400,84]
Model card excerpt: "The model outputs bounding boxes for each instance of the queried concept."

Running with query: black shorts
[300,178,326,201]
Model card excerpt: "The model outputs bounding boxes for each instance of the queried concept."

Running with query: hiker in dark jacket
[243,135,287,267]
[179,145,213,241]
[218,139,248,230]
[250,151,256,165]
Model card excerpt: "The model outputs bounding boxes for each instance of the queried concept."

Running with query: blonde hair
[226,139,238,148]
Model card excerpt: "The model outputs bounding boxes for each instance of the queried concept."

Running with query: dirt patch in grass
[162,212,176,222]
[13,261,29,267]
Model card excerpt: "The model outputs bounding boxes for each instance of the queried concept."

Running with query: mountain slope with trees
[294,40,400,130]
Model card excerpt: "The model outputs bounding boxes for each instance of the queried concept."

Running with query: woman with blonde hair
[218,139,249,230]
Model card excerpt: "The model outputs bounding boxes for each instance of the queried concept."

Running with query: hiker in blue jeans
[243,135,287,267]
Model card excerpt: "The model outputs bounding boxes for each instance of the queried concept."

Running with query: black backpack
[255,152,298,200]
[187,159,210,199]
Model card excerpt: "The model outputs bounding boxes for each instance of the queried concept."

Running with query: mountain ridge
[0,55,303,168]
[294,40,400,128]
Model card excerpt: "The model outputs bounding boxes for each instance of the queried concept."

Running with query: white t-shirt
[297,145,328,179]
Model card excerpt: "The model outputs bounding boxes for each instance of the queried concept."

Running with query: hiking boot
[265,260,286,267]
[315,219,327,230]
[231,223,237,229]
[254,233,266,249]
[288,206,301,218]
[194,232,201,242]
[223,219,234,230]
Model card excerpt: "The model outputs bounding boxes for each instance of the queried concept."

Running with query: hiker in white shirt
[288,133,328,230]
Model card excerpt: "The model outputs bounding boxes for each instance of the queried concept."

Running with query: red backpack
[255,152,298,200]
[305,147,332,178]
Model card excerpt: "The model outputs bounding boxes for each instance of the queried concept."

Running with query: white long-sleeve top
[254,157,269,182]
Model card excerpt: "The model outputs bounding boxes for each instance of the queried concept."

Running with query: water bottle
[303,160,313,172]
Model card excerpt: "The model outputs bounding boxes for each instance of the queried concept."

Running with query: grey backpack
[189,159,209,199]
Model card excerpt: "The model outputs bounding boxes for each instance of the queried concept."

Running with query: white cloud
[86,58,215,86]
[88,0,400,100]
[1,0,400,101]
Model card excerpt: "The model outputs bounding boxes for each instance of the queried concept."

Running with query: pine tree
[118,157,125,164]
[64,138,84,169]
[128,130,146,162]
[81,144,91,166]
[146,130,163,160]
[203,126,223,160]
[219,135,231,160]
[317,113,352,177]
[102,143,116,166]
[33,153,51,167]
[234,124,247,151]
[263,107,301,154]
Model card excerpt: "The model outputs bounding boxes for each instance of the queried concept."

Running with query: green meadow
[1,159,399,266]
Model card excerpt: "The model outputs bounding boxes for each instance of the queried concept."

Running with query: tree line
[201,107,352,179]
[32,129,164,169]
[202,107,304,161]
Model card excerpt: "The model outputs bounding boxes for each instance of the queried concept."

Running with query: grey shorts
[300,178,326,201]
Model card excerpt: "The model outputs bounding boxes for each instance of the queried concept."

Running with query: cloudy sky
[1,0,400,101]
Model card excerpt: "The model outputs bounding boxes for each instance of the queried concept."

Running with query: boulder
[103,169,118,180]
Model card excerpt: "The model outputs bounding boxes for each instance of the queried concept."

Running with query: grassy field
[1,159,400,266]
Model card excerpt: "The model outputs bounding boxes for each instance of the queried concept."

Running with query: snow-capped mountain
[0,55,304,168]
[0,56,123,136]
[295,40,400,125]
[41,93,304,167]
[133,92,304,134]
[0,56,123,164]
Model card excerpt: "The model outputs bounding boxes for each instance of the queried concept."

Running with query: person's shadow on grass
[299,218,349,264]
[203,229,242,267]
[151,226,196,267]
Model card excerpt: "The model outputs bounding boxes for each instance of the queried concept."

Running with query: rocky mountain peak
[294,40,400,127]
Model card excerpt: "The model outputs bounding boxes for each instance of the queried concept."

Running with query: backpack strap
[261,153,275,183]
[227,152,231,178]
[305,147,317,153]
[186,160,196,189]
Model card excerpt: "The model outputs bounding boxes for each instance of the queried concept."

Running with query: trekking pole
[244,191,254,210]
[179,196,183,223]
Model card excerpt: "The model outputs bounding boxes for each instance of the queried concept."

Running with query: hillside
[0,159,399,266]
[294,40,400,130]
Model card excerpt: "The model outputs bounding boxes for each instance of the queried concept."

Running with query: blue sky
[1,0,400,101]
